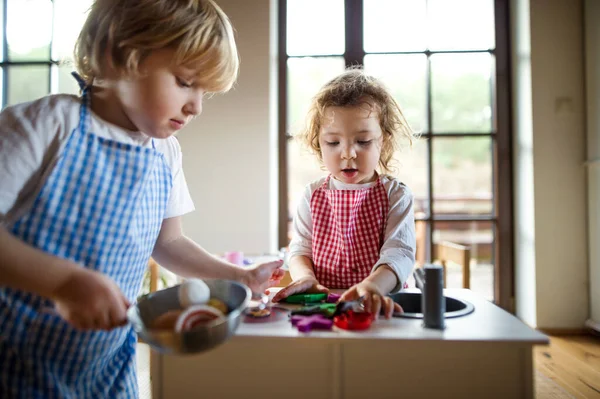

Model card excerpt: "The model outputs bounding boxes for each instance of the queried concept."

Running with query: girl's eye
[325,141,339,146]
[176,77,192,88]
[357,140,373,146]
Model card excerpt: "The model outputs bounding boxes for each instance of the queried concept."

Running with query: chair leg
[149,258,159,293]
[462,260,470,289]
[441,260,447,288]
[462,249,471,289]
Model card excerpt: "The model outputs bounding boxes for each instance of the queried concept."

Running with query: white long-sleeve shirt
[288,175,416,293]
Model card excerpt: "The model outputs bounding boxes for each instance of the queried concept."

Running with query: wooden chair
[148,257,160,293]
[142,258,161,380]
[276,269,293,287]
[138,258,159,346]
[437,241,471,289]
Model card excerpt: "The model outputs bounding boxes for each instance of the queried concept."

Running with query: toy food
[248,308,271,318]
[175,305,225,332]
[178,278,210,308]
[149,279,231,332]
[151,309,183,330]
[207,298,228,314]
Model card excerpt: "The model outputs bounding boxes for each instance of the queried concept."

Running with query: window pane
[433,221,494,301]
[7,0,52,61]
[52,0,93,61]
[364,0,426,52]
[287,57,345,135]
[392,139,429,217]
[427,0,495,51]
[0,0,4,61]
[432,137,492,216]
[431,53,493,133]
[286,0,345,56]
[287,137,327,219]
[364,54,427,133]
[7,66,49,105]
[57,64,80,95]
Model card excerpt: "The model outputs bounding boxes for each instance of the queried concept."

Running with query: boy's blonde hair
[74,0,239,93]
[302,68,414,174]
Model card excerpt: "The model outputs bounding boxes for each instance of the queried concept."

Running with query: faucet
[413,265,446,330]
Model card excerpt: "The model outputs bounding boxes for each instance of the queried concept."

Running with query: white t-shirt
[288,175,416,293]
[0,94,194,226]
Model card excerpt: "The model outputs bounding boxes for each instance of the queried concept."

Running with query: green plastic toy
[290,303,337,317]
[282,292,328,304]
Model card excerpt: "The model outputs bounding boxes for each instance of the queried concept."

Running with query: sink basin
[388,292,475,319]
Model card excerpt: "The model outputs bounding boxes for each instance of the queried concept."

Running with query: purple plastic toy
[326,293,341,303]
[290,314,333,333]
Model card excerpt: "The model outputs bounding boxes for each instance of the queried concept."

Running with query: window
[279,0,513,307]
[0,0,92,109]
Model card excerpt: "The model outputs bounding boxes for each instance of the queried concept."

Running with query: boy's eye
[176,77,192,88]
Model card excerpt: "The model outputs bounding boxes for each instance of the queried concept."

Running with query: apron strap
[71,71,87,90]
[71,72,92,134]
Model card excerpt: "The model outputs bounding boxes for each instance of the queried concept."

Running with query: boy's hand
[49,268,130,331]
[242,260,284,293]
[340,281,402,320]
[271,276,329,302]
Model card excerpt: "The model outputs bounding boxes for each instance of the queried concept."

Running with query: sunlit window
[0,0,92,109]
[281,0,511,303]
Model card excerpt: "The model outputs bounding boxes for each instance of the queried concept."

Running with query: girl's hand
[340,281,402,320]
[271,276,329,302]
[242,260,285,293]
[49,268,130,330]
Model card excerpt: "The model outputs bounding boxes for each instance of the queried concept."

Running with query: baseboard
[537,327,589,336]
[585,319,600,334]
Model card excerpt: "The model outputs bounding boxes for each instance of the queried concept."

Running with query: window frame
[278,0,513,310]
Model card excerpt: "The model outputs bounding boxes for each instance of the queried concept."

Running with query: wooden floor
[138,334,600,399]
[534,333,600,398]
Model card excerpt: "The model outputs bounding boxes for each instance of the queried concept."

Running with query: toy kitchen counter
[149,288,548,399]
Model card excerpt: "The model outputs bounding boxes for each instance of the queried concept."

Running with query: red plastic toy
[333,310,373,330]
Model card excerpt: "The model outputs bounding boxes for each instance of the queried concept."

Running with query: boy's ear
[101,44,121,80]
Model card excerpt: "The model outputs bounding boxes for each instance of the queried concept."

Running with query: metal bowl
[128,279,251,355]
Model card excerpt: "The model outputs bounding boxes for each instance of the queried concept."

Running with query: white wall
[585,0,600,329]
[511,0,537,327]
[177,0,279,255]
[512,0,588,329]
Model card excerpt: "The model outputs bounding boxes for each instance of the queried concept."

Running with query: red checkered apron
[310,175,389,289]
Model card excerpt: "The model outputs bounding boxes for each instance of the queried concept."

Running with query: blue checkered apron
[0,73,172,398]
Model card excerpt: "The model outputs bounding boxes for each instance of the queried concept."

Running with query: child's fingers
[382,297,396,319]
[362,292,373,314]
[315,284,329,294]
[371,295,382,320]
[122,295,131,309]
[272,281,308,302]
[271,268,286,279]
[393,301,403,315]
[259,260,284,274]
[109,304,129,328]
[72,313,94,330]
[272,286,293,302]
[339,286,359,302]
[95,312,111,330]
